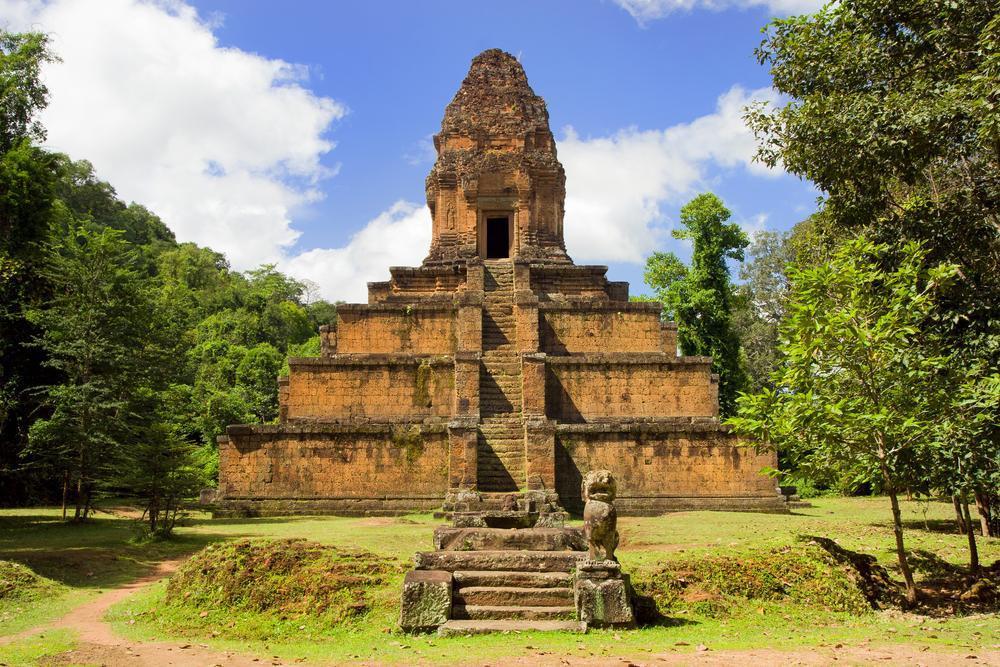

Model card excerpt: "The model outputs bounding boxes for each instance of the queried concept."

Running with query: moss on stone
[392,425,425,465]
[413,359,433,408]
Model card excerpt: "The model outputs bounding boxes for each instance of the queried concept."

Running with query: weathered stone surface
[452,604,576,621]
[434,527,585,552]
[415,550,585,573]
[582,470,619,562]
[453,585,573,607]
[453,570,570,588]
[400,570,452,632]
[575,567,635,628]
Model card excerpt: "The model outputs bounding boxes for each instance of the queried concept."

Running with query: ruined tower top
[439,49,551,138]
[424,49,571,265]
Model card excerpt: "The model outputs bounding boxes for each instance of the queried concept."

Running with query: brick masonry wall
[554,425,779,512]
[540,307,662,354]
[218,426,449,500]
[284,357,454,421]
[336,307,456,354]
[545,356,718,421]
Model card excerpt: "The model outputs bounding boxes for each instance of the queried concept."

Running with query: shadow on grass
[898,519,964,535]
[633,593,700,628]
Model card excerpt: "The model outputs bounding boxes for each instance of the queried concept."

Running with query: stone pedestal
[400,570,453,632]
[574,560,635,628]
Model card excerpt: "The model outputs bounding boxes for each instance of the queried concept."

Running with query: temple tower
[424,49,570,265]
[214,49,784,518]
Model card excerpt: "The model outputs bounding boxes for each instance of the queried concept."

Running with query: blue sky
[3,0,821,300]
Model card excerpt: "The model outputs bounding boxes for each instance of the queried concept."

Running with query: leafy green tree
[747,0,1000,532]
[0,30,60,504]
[25,225,164,518]
[644,193,750,416]
[0,31,57,152]
[729,237,959,605]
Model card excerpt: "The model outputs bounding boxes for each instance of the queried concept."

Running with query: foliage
[643,193,749,416]
[165,539,403,625]
[729,236,960,604]
[0,31,57,152]
[747,0,1000,536]
[632,543,875,619]
[25,224,167,519]
[0,560,60,601]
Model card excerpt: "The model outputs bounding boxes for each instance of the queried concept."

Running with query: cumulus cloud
[2,0,344,269]
[281,202,431,303]
[614,0,827,23]
[558,84,779,264]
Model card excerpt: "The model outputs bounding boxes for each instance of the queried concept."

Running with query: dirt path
[492,644,1000,666]
[11,559,269,666]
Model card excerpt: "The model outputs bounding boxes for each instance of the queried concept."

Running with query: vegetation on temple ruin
[165,539,404,629]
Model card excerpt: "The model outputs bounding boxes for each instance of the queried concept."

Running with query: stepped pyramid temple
[216,49,784,517]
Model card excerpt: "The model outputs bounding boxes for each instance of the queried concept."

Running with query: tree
[729,236,958,606]
[644,193,750,416]
[0,30,61,504]
[0,31,57,152]
[747,0,1000,534]
[25,224,163,518]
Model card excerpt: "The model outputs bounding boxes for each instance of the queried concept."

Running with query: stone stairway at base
[478,260,525,493]
[408,524,587,635]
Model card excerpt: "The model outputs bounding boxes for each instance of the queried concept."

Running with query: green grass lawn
[1,497,997,665]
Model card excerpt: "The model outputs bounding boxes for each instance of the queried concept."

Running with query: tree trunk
[888,490,918,607]
[962,497,980,574]
[975,491,994,538]
[953,495,967,534]
[74,473,83,521]
[61,471,69,521]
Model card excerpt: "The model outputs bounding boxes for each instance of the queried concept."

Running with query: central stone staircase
[415,524,586,635]
[478,260,525,492]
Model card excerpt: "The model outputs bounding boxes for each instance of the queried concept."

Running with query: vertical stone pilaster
[710,372,720,418]
[660,322,678,357]
[524,416,556,491]
[453,351,481,417]
[521,352,547,417]
[277,376,289,423]
[447,418,478,489]
[319,323,337,356]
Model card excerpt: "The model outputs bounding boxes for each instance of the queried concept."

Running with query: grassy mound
[0,560,61,602]
[165,539,404,624]
[632,543,877,619]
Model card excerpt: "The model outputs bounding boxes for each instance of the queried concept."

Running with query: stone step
[438,619,585,636]
[415,550,586,572]
[454,586,574,607]
[452,605,577,621]
[435,527,585,552]
[454,570,573,589]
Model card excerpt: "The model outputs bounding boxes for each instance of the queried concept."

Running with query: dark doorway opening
[486,217,510,259]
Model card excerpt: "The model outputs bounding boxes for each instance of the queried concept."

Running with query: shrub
[0,560,59,601]
[165,539,404,625]
[632,544,875,619]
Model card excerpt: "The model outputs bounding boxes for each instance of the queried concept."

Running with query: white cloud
[281,201,431,303]
[614,0,827,23]
[2,0,345,269]
[559,84,779,263]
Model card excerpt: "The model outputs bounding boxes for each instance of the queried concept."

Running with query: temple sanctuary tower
[215,49,784,516]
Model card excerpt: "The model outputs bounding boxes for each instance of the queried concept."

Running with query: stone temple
[215,49,784,517]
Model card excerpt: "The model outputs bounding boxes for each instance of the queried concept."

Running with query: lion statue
[582,469,619,562]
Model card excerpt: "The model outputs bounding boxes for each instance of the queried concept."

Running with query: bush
[0,560,60,601]
[632,544,875,619]
[165,539,404,625]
